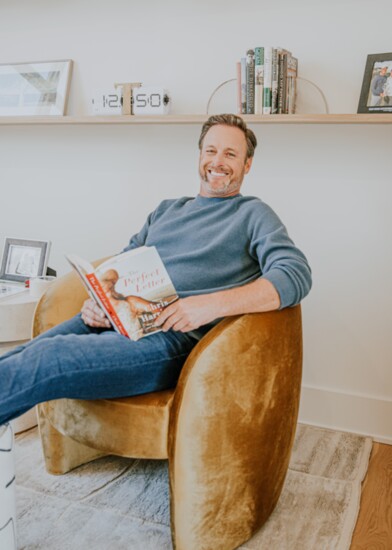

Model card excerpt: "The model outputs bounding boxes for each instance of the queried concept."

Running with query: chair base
[38,406,106,474]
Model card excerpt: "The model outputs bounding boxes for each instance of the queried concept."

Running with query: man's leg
[0,313,99,362]
[0,318,198,425]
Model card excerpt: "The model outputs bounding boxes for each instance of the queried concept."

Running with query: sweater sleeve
[121,199,178,253]
[121,211,154,253]
[249,205,312,308]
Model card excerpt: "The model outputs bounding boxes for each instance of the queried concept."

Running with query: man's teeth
[209,171,227,177]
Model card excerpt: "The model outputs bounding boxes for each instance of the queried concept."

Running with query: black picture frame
[358,53,392,113]
[0,238,51,283]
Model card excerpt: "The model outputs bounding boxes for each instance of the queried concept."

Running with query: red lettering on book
[86,273,128,337]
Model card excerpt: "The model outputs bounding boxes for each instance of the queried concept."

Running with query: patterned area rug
[14,424,372,550]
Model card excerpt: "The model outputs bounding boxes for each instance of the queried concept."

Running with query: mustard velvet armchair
[33,264,303,550]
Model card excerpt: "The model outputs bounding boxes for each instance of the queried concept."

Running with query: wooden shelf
[0,114,391,125]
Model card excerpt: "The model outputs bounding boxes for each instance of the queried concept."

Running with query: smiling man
[0,114,311,427]
[198,121,253,197]
[149,114,311,334]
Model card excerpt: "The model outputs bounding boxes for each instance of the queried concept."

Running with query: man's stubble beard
[198,167,245,197]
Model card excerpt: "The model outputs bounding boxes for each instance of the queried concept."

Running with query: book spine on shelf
[254,47,264,115]
[271,48,279,114]
[262,47,273,115]
[277,50,288,115]
[236,61,242,114]
[246,49,255,114]
[287,55,298,114]
[240,57,247,114]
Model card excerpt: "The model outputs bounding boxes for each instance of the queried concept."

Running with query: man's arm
[155,277,280,333]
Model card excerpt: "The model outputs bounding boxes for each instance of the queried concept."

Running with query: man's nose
[211,151,225,164]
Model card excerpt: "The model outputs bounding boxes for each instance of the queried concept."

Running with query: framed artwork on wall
[0,59,73,116]
[358,52,392,113]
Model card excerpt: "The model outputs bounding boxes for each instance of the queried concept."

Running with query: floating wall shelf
[0,114,392,125]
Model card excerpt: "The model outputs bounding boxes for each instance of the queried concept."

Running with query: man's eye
[227,152,235,158]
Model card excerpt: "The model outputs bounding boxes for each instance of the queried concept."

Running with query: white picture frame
[0,238,51,283]
[0,59,73,116]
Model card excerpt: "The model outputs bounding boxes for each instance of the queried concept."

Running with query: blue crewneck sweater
[123,194,311,310]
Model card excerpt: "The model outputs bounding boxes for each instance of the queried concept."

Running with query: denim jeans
[0,314,202,425]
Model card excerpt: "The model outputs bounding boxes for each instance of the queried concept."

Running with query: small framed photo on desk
[0,238,51,283]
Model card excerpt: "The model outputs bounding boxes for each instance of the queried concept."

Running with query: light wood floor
[350,442,392,548]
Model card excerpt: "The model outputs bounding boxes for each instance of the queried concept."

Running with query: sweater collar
[194,194,242,204]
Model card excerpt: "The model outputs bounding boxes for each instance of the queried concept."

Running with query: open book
[66,246,178,341]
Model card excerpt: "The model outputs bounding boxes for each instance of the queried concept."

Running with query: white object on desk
[0,292,40,433]
[0,284,27,300]
[29,276,56,299]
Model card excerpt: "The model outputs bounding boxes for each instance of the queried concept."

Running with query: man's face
[198,124,253,198]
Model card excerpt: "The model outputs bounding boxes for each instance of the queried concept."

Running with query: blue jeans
[0,314,203,425]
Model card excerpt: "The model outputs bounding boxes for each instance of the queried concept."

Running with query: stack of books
[237,47,298,115]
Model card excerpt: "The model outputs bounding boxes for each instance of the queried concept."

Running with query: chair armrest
[168,306,302,550]
[32,257,109,338]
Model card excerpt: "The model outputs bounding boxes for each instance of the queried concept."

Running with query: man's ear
[244,156,253,174]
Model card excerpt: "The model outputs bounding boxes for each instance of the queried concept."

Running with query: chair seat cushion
[40,389,175,459]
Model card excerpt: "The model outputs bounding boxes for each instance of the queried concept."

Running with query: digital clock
[133,87,171,115]
[91,86,171,115]
[91,89,122,115]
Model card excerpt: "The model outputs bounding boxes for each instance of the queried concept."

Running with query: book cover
[254,47,264,115]
[262,47,273,115]
[66,246,178,341]
[246,49,255,114]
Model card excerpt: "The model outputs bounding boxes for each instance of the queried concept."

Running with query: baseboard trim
[299,385,392,445]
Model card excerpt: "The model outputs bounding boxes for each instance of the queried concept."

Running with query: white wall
[1,0,392,441]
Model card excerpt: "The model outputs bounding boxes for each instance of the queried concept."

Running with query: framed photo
[0,59,73,116]
[358,53,392,113]
[0,238,51,283]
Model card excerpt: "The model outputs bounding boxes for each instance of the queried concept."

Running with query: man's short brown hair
[198,114,257,159]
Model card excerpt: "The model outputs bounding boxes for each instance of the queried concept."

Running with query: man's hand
[154,295,217,333]
[154,278,280,333]
[81,298,111,328]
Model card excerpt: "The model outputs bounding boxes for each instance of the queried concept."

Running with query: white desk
[0,290,39,432]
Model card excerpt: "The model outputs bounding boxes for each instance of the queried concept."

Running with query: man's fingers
[171,319,190,332]
[157,308,188,332]
[82,313,111,328]
[154,303,176,327]
[155,298,205,332]
[160,311,192,333]
[161,317,180,332]
[81,299,110,327]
